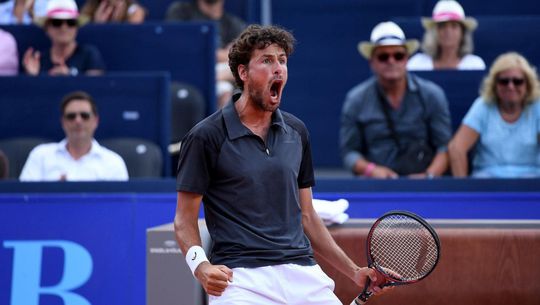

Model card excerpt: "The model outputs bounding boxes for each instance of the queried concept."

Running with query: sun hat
[358,21,419,59]
[36,0,81,26]
[421,0,477,31]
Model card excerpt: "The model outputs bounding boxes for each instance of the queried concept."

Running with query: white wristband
[185,246,209,275]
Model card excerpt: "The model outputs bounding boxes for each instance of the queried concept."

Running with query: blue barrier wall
[4,22,217,111]
[0,193,175,305]
[0,178,539,305]
[414,71,484,131]
[275,0,424,19]
[0,73,171,175]
[273,0,540,23]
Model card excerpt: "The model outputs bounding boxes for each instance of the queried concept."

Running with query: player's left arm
[299,187,379,289]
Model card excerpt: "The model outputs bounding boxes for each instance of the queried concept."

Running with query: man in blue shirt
[175,24,388,304]
[340,21,452,178]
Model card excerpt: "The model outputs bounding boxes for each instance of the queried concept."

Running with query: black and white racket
[351,210,440,305]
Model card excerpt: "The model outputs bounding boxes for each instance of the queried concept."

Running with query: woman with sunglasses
[448,52,540,177]
[407,0,485,71]
[22,0,105,76]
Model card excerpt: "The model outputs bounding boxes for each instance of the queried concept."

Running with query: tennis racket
[350,210,440,305]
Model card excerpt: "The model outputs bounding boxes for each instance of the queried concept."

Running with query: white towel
[312,198,350,225]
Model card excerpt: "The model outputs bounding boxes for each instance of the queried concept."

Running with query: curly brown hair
[228,24,296,90]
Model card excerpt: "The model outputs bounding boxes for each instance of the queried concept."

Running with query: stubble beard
[249,86,279,112]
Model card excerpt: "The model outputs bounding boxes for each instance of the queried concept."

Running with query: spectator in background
[0,0,57,24]
[0,28,18,75]
[22,0,105,76]
[166,0,246,108]
[407,0,485,71]
[20,91,128,181]
[0,0,31,24]
[30,0,51,21]
[448,52,540,178]
[80,0,146,24]
[340,21,452,179]
[0,149,8,179]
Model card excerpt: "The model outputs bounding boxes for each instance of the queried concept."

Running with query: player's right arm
[174,191,233,296]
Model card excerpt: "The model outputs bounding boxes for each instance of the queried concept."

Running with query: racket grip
[350,293,371,305]
[350,277,372,305]
[350,298,363,305]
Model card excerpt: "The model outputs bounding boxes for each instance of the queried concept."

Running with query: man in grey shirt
[340,21,452,178]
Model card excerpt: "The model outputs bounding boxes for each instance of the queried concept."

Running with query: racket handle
[350,298,364,305]
[350,278,372,305]
[350,292,371,305]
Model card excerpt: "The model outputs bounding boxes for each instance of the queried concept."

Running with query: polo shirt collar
[222,99,288,140]
[56,138,102,157]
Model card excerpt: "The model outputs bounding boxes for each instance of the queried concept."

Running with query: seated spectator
[0,0,55,24]
[22,0,105,76]
[30,0,51,20]
[407,0,485,71]
[19,91,129,181]
[0,0,32,24]
[0,28,18,75]
[80,0,146,24]
[166,0,246,108]
[448,52,540,178]
[0,149,8,179]
[340,21,452,179]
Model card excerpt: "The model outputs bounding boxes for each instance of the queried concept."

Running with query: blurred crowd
[0,0,539,180]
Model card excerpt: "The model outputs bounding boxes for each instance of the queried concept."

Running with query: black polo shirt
[176,101,316,268]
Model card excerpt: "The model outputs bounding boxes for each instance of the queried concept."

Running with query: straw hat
[358,21,419,59]
[421,0,477,31]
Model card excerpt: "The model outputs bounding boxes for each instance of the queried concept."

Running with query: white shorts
[208,263,341,305]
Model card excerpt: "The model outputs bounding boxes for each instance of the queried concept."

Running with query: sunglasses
[64,111,92,121]
[496,77,525,87]
[50,19,78,28]
[376,52,407,62]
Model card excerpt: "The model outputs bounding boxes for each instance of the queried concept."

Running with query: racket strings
[370,215,439,282]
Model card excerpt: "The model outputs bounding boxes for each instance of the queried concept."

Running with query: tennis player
[174,24,385,305]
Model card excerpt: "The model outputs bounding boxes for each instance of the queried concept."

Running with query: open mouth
[270,80,283,98]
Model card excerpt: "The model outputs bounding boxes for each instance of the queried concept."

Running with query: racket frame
[353,210,440,304]
[366,210,441,285]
